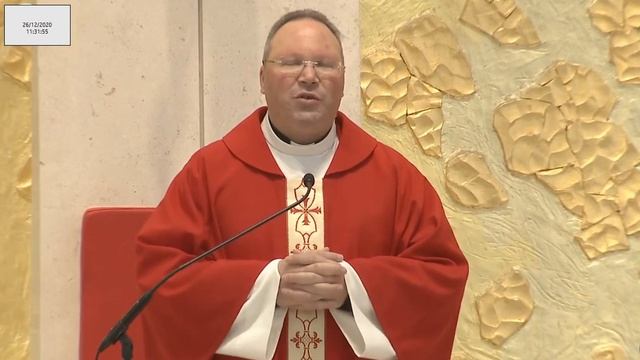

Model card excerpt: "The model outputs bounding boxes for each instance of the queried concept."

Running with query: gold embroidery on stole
[287,178,325,360]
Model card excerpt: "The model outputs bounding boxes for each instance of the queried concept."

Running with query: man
[136,9,468,360]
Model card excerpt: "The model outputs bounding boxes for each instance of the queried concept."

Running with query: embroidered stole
[287,178,325,360]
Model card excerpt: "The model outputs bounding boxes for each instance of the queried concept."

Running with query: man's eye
[281,60,301,66]
[316,62,334,69]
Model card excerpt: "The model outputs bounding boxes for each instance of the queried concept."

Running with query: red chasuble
[136,107,468,360]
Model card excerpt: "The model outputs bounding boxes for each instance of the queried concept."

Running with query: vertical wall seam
[30,44,40,360]
[198,0,205,148]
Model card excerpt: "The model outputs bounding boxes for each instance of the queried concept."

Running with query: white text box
[4,5,71,46]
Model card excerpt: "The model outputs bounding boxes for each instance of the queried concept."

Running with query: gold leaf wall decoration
[494,99,574,175]
[361,1,640,358]
[609,26,640,83]
[591,343,628,359]
[0,46,32,85]
[394,14,475,97]
[589,0,640,83]
[0,12,32,359]
[460,0,541,47]
[407,77,442,115]
[589,0,626,33]
[445,151,509,208]
[576,213,630,259]
[475,268,534,346]
[495,61,639,258]
[361,13,474,158]
[407,109,444,157]
[360,49,410,126]
[16,156,32,202]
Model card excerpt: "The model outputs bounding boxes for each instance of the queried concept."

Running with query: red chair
[80,207,153,360]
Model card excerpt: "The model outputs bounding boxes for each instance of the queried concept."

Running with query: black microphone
[303,173,315,189]
[96,173,316,360]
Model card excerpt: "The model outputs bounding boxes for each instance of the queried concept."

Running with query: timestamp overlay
[4,4,71,46]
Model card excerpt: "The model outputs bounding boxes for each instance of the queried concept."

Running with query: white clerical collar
[261,113,337,156]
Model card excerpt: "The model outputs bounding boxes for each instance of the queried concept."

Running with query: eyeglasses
[263,59,344,77]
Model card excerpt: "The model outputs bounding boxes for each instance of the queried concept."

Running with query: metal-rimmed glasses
[263,59,344,77]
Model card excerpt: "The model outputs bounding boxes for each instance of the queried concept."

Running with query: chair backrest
[80,207,154,360]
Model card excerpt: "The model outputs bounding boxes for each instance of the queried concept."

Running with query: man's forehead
[272,18,338,42]
[269,19,342,59]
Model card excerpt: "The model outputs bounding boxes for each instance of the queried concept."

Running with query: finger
[277,288,322,308]
[285,250,343,266]
[281,272,327,286]
[296,282,345,299]
[316,248,344,262]
[289,262,347,277]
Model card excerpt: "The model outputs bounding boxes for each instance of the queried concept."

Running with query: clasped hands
[276,248,348,311]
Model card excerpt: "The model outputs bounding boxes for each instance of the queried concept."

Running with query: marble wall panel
[35,1,200,358]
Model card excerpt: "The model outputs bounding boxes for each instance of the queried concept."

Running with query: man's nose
[298,62,319,83]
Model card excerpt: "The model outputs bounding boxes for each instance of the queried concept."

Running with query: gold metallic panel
[0,36,32,360]
[1,2,33,358]
[394,14,475,97]
[475,269,534,346]
[360,49,410,126]
[16,155,32,202]
[445,152,508,208]
[1,47,32,85]
[460,0,541,47]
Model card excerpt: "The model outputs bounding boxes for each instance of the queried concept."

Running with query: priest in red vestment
[136,9,468,360]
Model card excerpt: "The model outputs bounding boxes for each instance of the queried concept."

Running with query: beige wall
[36,1,200,358]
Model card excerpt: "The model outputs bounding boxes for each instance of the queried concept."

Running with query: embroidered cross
[291,197,322,225]
[290,310,322,360]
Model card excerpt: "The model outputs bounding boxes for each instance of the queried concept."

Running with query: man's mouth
[296,92,320,101]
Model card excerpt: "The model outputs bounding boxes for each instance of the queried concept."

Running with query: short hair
[262,9,344,61]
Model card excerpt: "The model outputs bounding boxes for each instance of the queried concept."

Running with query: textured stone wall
[361,0,640,358]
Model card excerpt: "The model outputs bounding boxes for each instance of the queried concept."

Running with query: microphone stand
[95,174,315,360]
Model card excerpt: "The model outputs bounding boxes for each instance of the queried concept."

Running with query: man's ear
[259,65,265,94]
